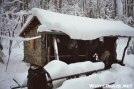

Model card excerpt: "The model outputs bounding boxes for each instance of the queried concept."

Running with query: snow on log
[68,61,104,75]
[44,60,104,79]
[12,60,105,89]
[44,60,69,79]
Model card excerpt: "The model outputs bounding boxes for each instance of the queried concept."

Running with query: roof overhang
[18,8,134,40]
[17,16,41,37]
[32,8,134,40]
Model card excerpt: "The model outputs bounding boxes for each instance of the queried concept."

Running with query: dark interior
[50,35,87,64]
[48,35,117,66]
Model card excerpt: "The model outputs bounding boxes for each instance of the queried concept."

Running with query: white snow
[57,74,103,89]
[13,72,28,87]
[0,38,134,89]
[98,71,114,84]
[30,8,134,40]
[68,61,104,75]
[110,64,134,89]
[57,71,114,89]
[116,38,128,60]
[11,60,104,89]
[44,60,69,79]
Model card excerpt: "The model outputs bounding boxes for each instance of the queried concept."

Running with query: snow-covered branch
[0,35,41,41]
[4,0,24,4]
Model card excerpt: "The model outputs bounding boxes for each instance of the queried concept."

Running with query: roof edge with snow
[18,8,134,40]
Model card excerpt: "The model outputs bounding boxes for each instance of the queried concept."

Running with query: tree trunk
[59,0,62,13]
[126,0,128,17]
[116,0,123,19]
[55,0,58,12]
[121,37,131,65]
[133,0,134,17]
[114,0,117,19]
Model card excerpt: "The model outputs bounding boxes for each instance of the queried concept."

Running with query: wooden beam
[46,35,51,63]
[38,31,65,35]
[53,35,59,60]
[47,46,51,63]
[49,55,86,57]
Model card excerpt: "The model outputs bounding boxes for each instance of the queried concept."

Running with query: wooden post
[47,45,51,63]
[45,34,48,63]
[53,35,59,60]
[121,37,131,65]
[43,34,51,64]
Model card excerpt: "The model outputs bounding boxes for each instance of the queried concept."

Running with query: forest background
[0,0,134,54]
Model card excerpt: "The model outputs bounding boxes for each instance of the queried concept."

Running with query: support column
[53,35,59,60]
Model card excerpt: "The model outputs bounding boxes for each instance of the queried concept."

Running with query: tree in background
[0,0,31,70]
[0,0,134,59]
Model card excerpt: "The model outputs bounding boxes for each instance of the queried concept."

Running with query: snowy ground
[0,38,134,89]
[0,41,29,89]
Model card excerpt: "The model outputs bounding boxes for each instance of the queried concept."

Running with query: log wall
[23,26,47,66]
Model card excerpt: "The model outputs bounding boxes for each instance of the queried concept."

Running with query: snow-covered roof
[19,8,134,40]
[16,15,33,37]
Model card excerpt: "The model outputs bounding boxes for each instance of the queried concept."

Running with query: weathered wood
[23,25,46,66]
[104,37,117,67]
[39,31,65,35]
[46,34,47,49]
[50,55,86,57]
[121,37,131,65]
[20,16,41,37]
[47,46,51,63]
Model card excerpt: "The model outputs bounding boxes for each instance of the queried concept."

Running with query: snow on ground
[0,41,29,89]
[0,38,134,89]
[124,54,134,69]
[116,37,128,60]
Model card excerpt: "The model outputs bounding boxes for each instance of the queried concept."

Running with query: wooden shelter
[18,8,134,67]
[19,16,117,67]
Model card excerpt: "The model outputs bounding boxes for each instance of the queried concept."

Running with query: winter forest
[0,0,134,53]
